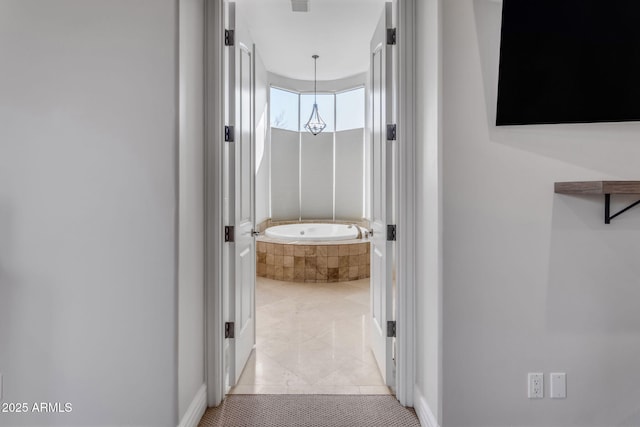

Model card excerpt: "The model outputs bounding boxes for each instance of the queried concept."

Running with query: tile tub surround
[256,239,370,283]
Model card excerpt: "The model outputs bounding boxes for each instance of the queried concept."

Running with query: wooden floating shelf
[555,181,640,224]
[554,181,640,195]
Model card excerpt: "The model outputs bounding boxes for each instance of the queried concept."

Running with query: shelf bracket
[604,194,640,224]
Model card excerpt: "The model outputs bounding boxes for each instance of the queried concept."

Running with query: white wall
[442,1,640,426]
[414,0,443,424]
[0,1,178,426]
[269,72,367,94]
[178,0,205,422]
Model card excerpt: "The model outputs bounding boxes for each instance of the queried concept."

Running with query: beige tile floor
[230,276,391,395]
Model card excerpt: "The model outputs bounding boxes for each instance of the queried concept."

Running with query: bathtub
[257,222,370,283]
[264,223,360,241]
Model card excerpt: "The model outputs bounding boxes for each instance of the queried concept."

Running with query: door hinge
[224,125,234,142]
[224,29,234,46]
[225,322,235,338]
[387,224,396,241]
[387,320,396,338]
[386,28,397,45]
[386,124,397,141]
[224,225,235,242]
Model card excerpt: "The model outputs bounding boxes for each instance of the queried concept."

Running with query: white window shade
[335,129,365,219]
[271,128,300,220]
[300,132,334,219]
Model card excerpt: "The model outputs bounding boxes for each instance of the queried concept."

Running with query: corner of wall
[414,385,441,427]
[177,384,207,427]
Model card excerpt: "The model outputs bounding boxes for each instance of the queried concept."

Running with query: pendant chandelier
[304,54,327,135]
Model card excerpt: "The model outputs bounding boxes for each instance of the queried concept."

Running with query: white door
[225,2,256,387]
[369,2,395,387]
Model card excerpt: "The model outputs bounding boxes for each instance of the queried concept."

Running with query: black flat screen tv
[496,0,640,126]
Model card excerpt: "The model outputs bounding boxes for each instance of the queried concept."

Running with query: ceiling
[235,0,387,81]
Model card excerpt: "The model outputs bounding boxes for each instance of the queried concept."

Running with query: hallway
[230,277,390,395]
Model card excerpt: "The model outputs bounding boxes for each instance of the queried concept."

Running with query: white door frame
[394,0,417,407]
[203,0,418,408]
[204,0,225,407]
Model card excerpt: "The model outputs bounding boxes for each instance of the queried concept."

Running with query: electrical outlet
[528,373,544,399]
[550,372,566,399]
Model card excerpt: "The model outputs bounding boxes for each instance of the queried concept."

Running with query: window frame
[269,84,365,134]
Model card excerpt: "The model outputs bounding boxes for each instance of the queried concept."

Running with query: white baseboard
[414,385,440,427]
[178,383,207,427]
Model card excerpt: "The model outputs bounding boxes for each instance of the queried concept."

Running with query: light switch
[550,372,566,399]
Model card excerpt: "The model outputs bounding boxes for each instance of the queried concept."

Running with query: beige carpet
[198,394,421,427]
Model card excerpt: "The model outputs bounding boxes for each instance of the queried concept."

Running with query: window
[270,84,366,220]
[336,88,365,131]
[270,86,364,134]
[270,87,299,131]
